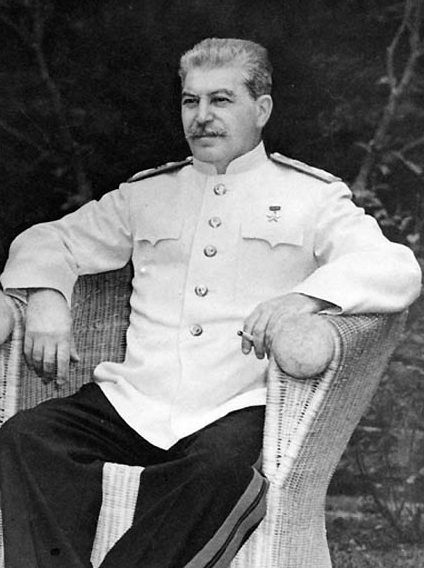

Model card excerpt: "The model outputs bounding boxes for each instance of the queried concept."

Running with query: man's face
[181,65,272,173]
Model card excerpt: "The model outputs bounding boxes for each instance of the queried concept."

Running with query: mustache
[186,127,227,139]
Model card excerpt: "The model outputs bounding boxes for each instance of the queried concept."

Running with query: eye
[211,96,232,107]
[182,96,198,108]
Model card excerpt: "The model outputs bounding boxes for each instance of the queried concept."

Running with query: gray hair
[179,38,273,100]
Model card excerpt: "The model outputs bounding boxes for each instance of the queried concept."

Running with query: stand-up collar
[192,142,268,176]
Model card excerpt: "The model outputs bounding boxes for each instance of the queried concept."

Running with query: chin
[191,147,223,164]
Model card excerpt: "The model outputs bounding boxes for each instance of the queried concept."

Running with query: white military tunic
[1,143,421,448]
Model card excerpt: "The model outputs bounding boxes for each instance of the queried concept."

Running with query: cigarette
[237,330,253,342]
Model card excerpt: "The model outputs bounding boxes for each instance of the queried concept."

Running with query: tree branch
[400,134,424,153]
[0,117,47,153]
[1,0,93,207]
[352,0,424,198]
[355,446,408,541]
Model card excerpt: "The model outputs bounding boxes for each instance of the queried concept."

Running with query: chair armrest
[230,312,407,568]
[0,295,26,425]
[263,312,406,488]
[0,267,132,418]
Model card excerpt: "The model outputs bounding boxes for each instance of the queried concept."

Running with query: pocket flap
[134,217,184,246]
[241,215,303,247]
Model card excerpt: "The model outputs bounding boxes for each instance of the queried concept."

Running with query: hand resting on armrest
[271,314,335,379]
[24,288,79,385]
[241,292,336,377]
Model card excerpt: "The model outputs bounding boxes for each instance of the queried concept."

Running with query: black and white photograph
[0,1,423,567]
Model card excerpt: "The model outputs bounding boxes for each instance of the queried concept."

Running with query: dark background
[0,0,423,562]
[1,0,422,260]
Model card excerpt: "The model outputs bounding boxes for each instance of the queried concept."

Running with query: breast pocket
[236,216,305,302]
[132,217,185,268]
[241,217,304,248]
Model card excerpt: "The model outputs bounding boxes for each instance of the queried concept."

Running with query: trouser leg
[0,382,266,568]
[100,406,267,568]
[0,383,168,568]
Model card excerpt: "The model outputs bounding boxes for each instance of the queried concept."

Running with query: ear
[255,95,273,128]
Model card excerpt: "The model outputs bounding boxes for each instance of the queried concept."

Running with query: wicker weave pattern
[0,266,405,568]
[91,463,144,568]
[0,296,28,425]
[231,313,405,568]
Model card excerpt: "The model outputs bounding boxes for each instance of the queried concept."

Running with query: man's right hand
[25,289,79,385]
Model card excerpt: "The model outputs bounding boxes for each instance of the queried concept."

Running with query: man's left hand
[241,293,332,359]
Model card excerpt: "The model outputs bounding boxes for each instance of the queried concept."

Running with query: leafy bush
[331,295,424,543]
[331,542,424,568]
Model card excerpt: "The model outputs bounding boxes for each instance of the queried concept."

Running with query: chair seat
[91,463,144,567]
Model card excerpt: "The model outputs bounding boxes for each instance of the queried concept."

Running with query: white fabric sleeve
[0,184,133,306]
[292,182,422,314]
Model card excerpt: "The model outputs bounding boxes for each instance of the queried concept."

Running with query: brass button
[203,245,217,257]
[190,324,203,337]
[208,216,222,228]
[213,183,227,196]
[194,285,208,297]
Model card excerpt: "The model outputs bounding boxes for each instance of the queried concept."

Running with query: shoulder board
[127,157,193,183]
[270,152,340,183]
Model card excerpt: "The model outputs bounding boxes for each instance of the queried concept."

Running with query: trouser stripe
[184,468,268,568]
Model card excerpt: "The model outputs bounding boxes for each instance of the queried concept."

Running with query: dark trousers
[0,383,267,568]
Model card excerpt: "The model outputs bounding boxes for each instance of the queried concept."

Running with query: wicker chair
[0,265,406,568]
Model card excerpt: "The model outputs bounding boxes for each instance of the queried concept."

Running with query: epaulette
[270,152,341,183]
[127,157,193,183]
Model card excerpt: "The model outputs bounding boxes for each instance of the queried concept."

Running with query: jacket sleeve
[0,184,133,306]
[292,181,422,314]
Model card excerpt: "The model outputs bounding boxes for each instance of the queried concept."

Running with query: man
[0,38,421,568]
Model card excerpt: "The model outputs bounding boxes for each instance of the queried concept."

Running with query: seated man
[0,38,421,568]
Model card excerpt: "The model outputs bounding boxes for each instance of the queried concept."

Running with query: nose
[195,99,213,124]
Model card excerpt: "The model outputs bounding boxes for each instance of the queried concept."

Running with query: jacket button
[208,216,222,228]
[190,324,203,336]
[204,245,217,257]
[194,285,208,297]
[213,183,227,196]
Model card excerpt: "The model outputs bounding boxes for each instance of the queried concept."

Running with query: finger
[251,314,270,359]
[23,334,34,371]
[42,343,58,380]
[238,330,254,354]
[70,335,80,363]
[241,331,254,354]
[263,310,286,355]
[70,349,80,363]
[56,341,71,385]
[31,341,45,378]
[253,306,279,359]
[242,311,261,354]
[33,344,55,384]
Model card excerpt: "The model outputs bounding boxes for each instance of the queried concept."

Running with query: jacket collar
[192,142,268,176]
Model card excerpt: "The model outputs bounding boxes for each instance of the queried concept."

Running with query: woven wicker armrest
[264,312,406,486]
[231,311,406,568]
[0,268,133,568]
[0,296,26,426]
[0,266,132,422]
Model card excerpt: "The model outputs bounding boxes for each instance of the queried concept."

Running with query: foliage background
[0,0,423,562]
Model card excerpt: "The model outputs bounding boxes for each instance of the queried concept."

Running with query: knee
[0,408,40,450]
[195,450,254,492]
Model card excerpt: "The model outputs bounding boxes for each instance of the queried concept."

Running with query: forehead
[182,65,250,96]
